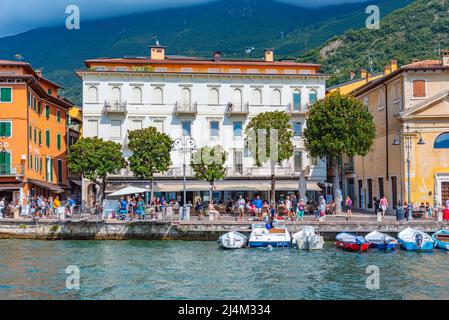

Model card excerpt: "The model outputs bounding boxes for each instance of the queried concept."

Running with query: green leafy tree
[303,92,376,212]
[191,145,227,202]
[68,137,125,206]
[127,127,173,201]
[245,111,294,204]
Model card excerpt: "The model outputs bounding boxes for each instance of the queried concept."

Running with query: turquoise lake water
[0,240,447,300]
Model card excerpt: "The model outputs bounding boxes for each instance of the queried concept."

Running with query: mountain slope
[299,0,449,86]
[0,0,413,104]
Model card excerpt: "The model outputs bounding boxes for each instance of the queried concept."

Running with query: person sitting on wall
[208,201,221,220]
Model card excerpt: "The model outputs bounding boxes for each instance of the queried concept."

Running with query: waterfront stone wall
[0,219,448,241]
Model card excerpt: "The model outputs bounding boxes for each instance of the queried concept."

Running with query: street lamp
[173,136,196,220]
[392,124,425,221]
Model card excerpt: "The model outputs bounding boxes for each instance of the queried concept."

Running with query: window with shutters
[0,122,11,137]
[37,101,42,115]
[110,120,122,138]
[233,121,242,137]
[29,125,32,140]
[209,88,219,105]
[130,119,143,131]
[294,151,302,173]
[45,105,50,120]
[131,87,142,104]
[0,151,11,175]
[210,121,219,139]
[34,128,36,143]
[378,88,385,110]
[57,110,61,122]
[271,89,281,105]
[39,130,42,145]
[252,89,262,105]
[57,160,63,184]
[0,87,12,103]
[293,122,302,137]
[293,90,301,110]
[309,90,317,105]
[153,87,163,104]
[45,130,50,148]
[233,89,243,107]
[87,86,98,103]
[35,156,38,172]
[412,80,426,98]
[57,134,61,151]
[111,86,121,104]
[153,120,164,133]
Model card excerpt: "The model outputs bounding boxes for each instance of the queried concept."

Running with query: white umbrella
[106,186,150,198]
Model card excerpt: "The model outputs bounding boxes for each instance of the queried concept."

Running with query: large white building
[77,45,329,207]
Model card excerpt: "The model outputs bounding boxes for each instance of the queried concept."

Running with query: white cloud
[0,0,369,38]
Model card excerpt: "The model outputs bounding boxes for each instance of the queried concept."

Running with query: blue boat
[432,230,449,250]
[398,227,434,252]
[365,231,398,251]
[248,221,291,248]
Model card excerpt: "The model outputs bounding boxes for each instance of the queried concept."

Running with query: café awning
[106,186,150,198]
[274,180,323,192]
[0,183,23,191]
[28,179,65,193]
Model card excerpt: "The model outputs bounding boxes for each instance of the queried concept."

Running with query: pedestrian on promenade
[252,195,263,219]
[380,195,389,217]
[425,202,433,219]
[296,198,305,221]
[318,198,326,221]
[237,195,245,221]
[285,196,292,221]
[345,196,353,221]
[0,197,5,218]
[208,201,221,220]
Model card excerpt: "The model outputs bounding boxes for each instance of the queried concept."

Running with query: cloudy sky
[0,0,369,38]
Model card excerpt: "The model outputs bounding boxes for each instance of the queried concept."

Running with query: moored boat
[217,231,247,249]
[432,229,449,250]
[365,231,398,251]
[292,226,324,250]
[335,232,370,253]
[398,227,433,252]
[248,220,291,248]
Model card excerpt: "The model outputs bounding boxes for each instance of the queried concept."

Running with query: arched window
[87,86,98,103]
[252,89,262,105]
[309,90,317,105]
[111,86,121,104]
[271,89,281,105]
[233,89,242,107]
[209,88,219,105]
[131,87,142,104]
[293,90,301,110]
[181,88,191,106]
[434,133,449,149]
[153,87,163,104]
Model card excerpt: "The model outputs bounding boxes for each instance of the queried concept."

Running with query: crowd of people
[0,196,76,219]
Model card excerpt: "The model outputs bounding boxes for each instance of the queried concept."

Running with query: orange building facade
[0,60,73,205]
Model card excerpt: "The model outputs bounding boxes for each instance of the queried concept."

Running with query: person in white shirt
[0,198,5,218]
[237,195,246,221]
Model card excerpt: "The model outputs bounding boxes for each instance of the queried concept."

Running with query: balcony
[67,123,81,132]
[343,162,354,173]
[0,164,24,177]
[174,102,197,116]
[226,102,249,117]
[103,101,127,115]
[287,102,308,115]
[226,166,295,177]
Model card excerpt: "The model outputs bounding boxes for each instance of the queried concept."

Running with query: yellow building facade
[350,54,449,211]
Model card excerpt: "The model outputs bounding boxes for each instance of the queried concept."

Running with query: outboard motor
[415,233,423,249]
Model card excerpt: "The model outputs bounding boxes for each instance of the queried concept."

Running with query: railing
[67,123,81,132]
[0,164,24,176]
[174,102,198,115]
[226,102,249,115]
[226,166,295,176]
[287,102,309,114]
[103,101,127,114]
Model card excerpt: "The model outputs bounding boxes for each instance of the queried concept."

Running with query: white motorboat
[398,227,434,252]
[292,226,324,250]
[217,231,247,249]
[248,220,291,248]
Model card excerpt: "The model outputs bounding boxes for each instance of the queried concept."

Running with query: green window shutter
[57,110,61,122]
[4,122,11,137]
[39,131,42,145]
[37,102,42,115]
[29,155,33,169]
[0,88,12,102]
[29,126,32,140]
[40,157,42,173]
[50,158,53,182]
[33,97,36,110]
[34,128,36,143]
[3,152,10,175]
[57,134,61,150]
[0,123,4,136]
[46,130,50,147]
[45,105,50,119]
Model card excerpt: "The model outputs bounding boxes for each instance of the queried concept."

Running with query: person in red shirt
[443,207,449,221]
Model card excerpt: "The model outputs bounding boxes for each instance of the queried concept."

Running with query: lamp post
[392,124,425,221]
[173,136,196,220]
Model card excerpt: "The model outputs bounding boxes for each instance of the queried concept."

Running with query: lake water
[0,240,447,300]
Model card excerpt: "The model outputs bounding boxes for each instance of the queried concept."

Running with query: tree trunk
[209,180,214,203]
[332,157,342,213]
[96,178,106,208]
[270,160,276,206]
[150,177,154,205]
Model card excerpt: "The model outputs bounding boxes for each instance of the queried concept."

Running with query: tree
[245,111,294,204]
[68,137,125,206]
[127,127,173,201]
[191,145,227,202]
[303,92,376,212]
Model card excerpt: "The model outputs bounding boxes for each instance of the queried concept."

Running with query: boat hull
[336,241,370,252]
[398,240,434,251]
[217,231,247,249]
[434,241,449,250]
[369,242,397,251]
[432,230,449,250]
[248,241,291,248]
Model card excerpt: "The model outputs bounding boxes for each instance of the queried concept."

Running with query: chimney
[150,44,165,60]
[442,50,449,67]
[390,59,398,72]
[264,49,274,62]
[384,64,391,76]
[213,51,221,63]
[360,69,367,79]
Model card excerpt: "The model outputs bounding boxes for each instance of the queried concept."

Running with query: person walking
[345,196,353,221]
[296,198,305,221]
[0,197,5,218]
[237,195,245,221]
[380,195,388,217]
